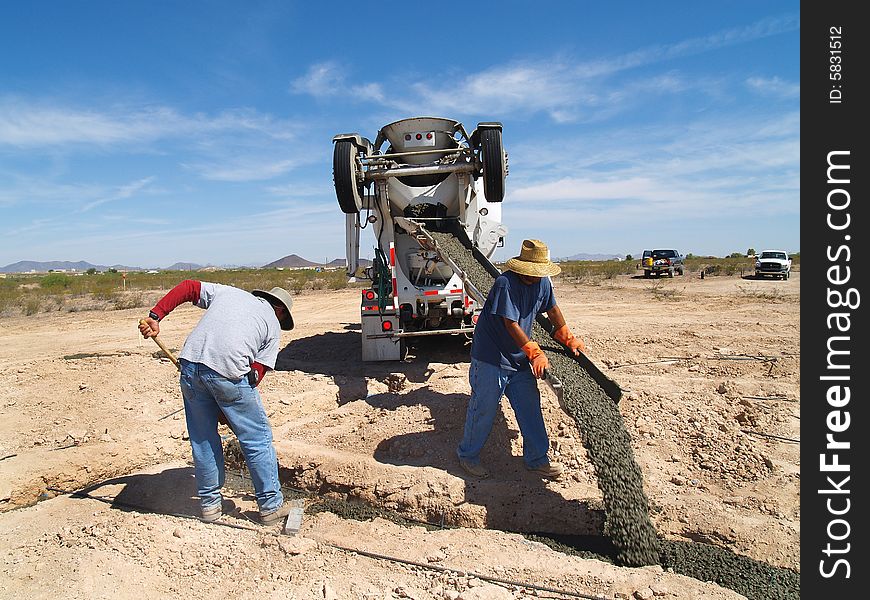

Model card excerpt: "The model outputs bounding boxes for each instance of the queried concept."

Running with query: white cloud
[184,158,301,182]
[290,61,346,96]
[0,98,301,148]
[80,176,156,212]
[291,13,799,124]
[745,76,800,99]
[0,102,179,146]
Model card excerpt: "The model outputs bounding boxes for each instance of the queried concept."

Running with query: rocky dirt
[0,271,799,599]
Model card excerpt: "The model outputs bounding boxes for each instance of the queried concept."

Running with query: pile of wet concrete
[430,230,799,600]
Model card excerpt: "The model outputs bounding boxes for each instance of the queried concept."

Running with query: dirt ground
[0,271,799,600]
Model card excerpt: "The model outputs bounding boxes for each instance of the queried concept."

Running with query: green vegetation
[0,253,800,318]
[555,253,800,283]
[39,273,73,289]
[0,268,367,318]
[558,259,637,281]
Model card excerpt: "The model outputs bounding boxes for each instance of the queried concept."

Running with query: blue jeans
[457,358,550,468]
[179,359,283,514]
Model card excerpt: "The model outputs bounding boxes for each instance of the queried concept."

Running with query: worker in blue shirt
[457,239,585,479]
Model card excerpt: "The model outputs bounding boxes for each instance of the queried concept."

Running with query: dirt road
[0,272,799,599]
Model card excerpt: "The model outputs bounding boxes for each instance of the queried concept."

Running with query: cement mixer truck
[332,116,508,361]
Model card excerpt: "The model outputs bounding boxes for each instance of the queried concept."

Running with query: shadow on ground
[71,466,201,518]
[275,329,472,405]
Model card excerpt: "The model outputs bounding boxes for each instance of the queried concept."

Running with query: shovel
[542,368,567,414]
[140,319,180,370]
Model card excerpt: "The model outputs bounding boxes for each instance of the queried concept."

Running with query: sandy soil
[0,271,799,600]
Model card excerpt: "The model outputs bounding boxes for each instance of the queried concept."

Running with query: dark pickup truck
[641,249,684,278]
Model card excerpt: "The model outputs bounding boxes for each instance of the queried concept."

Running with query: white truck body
[332,117,508,361]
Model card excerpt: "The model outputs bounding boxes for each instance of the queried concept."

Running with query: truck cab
[755,250,792,280]
[643,249,684,278]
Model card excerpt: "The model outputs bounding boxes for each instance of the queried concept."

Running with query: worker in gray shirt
[139,279,294,525]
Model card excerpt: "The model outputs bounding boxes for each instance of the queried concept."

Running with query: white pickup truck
[754,250,792,280]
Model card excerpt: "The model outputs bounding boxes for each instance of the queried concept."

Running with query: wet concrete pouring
[427,229,799,600]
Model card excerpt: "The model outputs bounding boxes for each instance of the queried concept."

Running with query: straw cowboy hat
[252,287,295,330]
[505,239,561,277]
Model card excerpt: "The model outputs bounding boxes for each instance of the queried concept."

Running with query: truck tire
[480,129,505,202]
[334,140,364,214]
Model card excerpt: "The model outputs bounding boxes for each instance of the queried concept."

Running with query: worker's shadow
[365,385,604,538]
[274,326,472,406]
[70,466,203,519]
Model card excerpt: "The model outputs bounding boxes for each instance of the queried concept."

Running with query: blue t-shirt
[470,271,556,371]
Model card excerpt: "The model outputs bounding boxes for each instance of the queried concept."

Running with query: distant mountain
[325,258,373,268]
[163,262,203,271]
[261,255,376,269]
[261,254,321,268]
[2,255,374,274]
[0,260,147,273]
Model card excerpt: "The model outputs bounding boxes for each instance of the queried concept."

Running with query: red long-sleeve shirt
[151,279,201,321]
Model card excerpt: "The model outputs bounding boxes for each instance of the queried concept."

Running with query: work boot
[526,462,564,479]
[201,502,223,522]
[259,502,293,526]
[459,459,489,479]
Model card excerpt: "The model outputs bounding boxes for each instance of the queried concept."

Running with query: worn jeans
[179,359,283,514]
[456,357,550,468]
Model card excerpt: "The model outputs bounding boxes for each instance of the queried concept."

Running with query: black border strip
[802,1,868,593]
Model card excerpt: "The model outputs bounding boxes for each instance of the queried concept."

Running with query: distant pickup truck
[754,250,792,280]
[640,249,684,278]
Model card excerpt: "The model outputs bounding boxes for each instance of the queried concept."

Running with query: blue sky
[0,1,799,268]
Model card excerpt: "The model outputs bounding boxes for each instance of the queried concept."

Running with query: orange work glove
[553,325,586,355]
[521,341,549,379]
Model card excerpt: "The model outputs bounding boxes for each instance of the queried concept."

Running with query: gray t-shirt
[178,282,282,379]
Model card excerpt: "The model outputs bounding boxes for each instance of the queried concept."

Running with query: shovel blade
[543,369,568,414]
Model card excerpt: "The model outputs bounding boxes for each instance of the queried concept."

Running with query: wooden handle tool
[140,319,181,370]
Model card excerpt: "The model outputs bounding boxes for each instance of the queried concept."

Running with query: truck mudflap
[361,308,401,361]
[419,221,622,404]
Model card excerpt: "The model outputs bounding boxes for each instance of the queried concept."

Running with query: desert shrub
[113,292,148,310]
[24,299,41,316]
[737,285,783,301]
[40,273,73,289]
[646,280,683,300]
[93,288,121,302]
[558,260,635,281]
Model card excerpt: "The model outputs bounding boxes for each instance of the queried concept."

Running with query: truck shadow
[741,274,786,281]
[274,330,472,406]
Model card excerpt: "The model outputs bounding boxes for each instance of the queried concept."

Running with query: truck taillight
[472,314,479,324]
[364,290,376,301]
[381,320,393,332]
